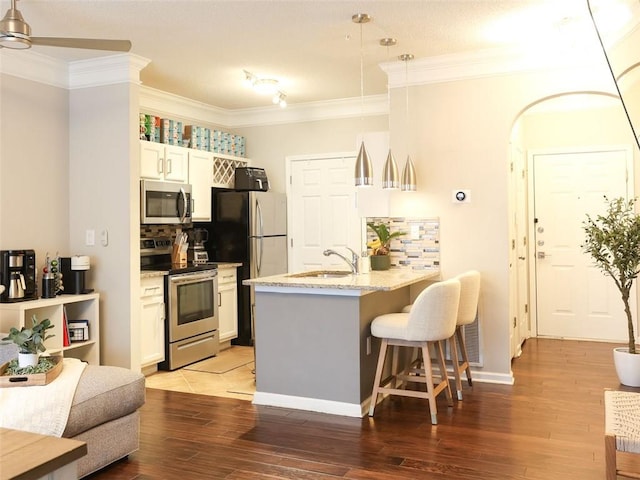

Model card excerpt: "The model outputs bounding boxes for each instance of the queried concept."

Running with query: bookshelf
[0,293,100,365]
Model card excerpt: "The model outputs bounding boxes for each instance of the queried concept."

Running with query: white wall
[0,74,70,259]
[69,82,141,369]
[235,116,388,193]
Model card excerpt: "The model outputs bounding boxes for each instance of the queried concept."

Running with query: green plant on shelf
[1,315,55,355]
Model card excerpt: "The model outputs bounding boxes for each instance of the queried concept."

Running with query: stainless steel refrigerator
[198,189,287,345]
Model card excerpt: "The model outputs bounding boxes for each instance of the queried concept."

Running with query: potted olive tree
[583,196,640,386]
[367,222,406,270]
[2,315,55,368]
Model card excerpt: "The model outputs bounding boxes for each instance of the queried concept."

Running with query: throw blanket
[0,357,86,437]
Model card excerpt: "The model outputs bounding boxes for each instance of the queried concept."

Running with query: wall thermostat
[452,189,471,203]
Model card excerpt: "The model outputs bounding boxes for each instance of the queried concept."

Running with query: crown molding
[68,53,150,89]
[0,48,67,88]
[0,44,618,128]
[381,45,607,88]
[0,50,150,90]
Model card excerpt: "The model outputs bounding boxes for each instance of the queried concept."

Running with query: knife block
[171,245,187,268]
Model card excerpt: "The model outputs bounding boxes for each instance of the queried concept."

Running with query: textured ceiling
[1,0,637,110]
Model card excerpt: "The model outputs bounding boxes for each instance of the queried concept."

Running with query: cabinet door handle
[218,292,222,307]
[158,157,164,174]
[167,158,172,174]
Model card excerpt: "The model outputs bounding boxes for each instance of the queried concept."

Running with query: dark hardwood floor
[87,338,640,479]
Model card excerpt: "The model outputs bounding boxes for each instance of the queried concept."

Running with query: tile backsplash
[366,217,440,271]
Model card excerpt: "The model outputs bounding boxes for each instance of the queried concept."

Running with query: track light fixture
[243,69,287,108]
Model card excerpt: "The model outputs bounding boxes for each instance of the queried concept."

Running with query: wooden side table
[0,428,87,480]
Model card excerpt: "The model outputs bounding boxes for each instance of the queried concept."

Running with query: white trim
[0,48,67,88]
[253,391,365,417]
[68,53,150,89]
[2,44,615,128]
[470,370,515,386]
[381,46,607,88]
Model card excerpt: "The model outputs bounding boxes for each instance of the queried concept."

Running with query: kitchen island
[244,268,439,417]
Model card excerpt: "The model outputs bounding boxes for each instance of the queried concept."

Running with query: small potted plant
[582,196,640,386]
[367,222,406,271]
[2,315,55,368]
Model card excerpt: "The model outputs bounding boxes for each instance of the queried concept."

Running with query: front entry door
[532,147,634,341]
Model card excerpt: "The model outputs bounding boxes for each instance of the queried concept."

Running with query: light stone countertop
[140,270,167,279]
[244,268,439,292]
[216,262,242,269]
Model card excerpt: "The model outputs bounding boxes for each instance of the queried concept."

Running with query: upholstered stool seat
[368,278,461,424]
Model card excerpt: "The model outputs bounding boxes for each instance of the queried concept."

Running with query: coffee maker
[0,250,37,302]
[60,256,94,294]
[189,228,209,264]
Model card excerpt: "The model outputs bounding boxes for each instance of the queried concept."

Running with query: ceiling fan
[0,0,131,51]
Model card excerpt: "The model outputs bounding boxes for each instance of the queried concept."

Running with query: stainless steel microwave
[140,179,192,225]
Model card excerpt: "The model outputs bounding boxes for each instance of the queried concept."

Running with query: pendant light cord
[586,0,640,152]
[405,56,409,155]
[360,21,364,135]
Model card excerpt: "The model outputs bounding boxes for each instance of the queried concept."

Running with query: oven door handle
[169,272,217,285]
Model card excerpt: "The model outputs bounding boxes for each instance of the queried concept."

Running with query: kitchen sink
[288,270,352,279]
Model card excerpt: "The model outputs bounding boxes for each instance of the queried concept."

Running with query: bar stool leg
[369,338,388,417]
[434,340,453,407]
[421,344,439,425]
[448,333,463,400]
[456,327,473,386]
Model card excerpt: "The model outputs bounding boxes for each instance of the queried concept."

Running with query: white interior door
[532,147,634,341]
[288,154,361,272]
[510,142,530,358]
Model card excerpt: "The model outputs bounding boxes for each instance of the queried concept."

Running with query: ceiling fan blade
[30,37,131,52]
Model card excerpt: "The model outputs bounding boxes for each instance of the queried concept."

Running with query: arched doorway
[509,92,635,357]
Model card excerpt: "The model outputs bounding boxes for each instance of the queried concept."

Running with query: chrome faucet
[323,247,359,274]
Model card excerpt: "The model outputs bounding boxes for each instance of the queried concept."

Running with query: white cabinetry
[217,267,238,343]
[188,150,213,221]
[140,140,189,183]
[140,275,165,368]
[0,293,100,364]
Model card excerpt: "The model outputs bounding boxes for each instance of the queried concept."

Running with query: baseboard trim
[253,392,364,417]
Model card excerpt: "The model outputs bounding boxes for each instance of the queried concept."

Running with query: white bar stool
[368,278,461,425]
[401,270,481,400]
[449,270,481,400]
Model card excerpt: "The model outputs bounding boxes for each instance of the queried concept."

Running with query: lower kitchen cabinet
[217,267,238,343]
[0,293,100,365]
[140,275,165,368]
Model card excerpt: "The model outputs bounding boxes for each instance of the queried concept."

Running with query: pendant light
[380,37,399,190]
[399,53,417,192]
[353,13,373,187]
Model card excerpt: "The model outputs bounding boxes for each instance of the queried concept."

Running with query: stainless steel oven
[163,268,219,370]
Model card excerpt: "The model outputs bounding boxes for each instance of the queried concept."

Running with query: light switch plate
[452,189,471,203]
[85,229,95,246]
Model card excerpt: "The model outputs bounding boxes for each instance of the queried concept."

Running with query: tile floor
[144,346,256,401]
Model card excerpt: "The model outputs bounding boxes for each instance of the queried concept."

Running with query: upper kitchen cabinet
[140,141,189,183]
[188,150,213,221]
